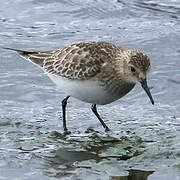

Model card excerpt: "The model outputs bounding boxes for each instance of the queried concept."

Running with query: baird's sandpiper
[5,41,154,133]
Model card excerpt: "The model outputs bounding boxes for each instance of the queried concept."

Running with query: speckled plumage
[23,42,122,80]
[5,41,154,132]
[11,42,150,94]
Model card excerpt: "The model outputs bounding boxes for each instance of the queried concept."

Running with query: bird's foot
[105,127,110,132]
[63,128,71,135]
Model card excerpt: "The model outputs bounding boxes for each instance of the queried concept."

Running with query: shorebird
[5,41,154,133]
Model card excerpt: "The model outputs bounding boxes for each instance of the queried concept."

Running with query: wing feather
[43,42,120,79]
[4,42,121,80]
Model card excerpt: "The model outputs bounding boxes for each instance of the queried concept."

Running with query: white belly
[47,74,121,105]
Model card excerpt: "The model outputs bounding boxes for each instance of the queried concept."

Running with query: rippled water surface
[0,0,180,179]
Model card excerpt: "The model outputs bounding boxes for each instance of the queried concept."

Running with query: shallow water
[0,0,180,179]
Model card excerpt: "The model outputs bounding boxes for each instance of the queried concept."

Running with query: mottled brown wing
[5,42,120,80]
[42,42,120,80]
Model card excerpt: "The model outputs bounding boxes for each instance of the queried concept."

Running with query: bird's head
[116,49,154,105]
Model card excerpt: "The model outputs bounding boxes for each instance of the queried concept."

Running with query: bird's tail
[4,47,53,68]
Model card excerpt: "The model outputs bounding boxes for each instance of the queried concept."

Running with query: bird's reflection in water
[43,147,100,178]
[43,147,154,179]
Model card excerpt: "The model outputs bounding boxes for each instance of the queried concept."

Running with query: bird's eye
[131,67,136,72]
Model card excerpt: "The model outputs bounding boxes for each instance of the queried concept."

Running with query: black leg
[62,96,70,133]
[91,104,110,131]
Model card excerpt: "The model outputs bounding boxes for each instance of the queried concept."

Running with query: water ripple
[0,0,180,179]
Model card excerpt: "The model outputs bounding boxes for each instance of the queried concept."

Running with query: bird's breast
[47,74,134,105]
